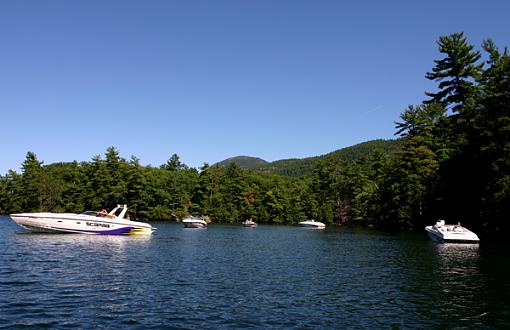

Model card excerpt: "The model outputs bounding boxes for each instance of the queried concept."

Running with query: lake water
[1,215,509,329]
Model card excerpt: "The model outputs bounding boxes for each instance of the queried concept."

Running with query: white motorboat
[298,219,326,229]
[425,220,479,243]
[9,205,155,235]
[182,216,207,228]
[242,219,257,227]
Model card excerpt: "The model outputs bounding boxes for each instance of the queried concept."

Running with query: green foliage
[0,170,24,213]
[163,154,188,171]
[20,152,44,211]
[256,139,402,177]
[0,33,509,237]
[425,32,483,113]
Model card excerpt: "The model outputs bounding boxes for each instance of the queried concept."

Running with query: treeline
[0,150,316,224]
[0,33,509,236]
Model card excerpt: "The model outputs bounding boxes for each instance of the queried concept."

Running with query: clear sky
[1,0,509,174]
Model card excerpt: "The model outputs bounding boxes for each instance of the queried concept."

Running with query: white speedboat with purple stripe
[9,205,155,235]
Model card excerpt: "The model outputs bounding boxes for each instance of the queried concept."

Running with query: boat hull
[299,221,326,229]
[10,213,154,235]
[182,216,207,228]
[242,220,257,227]
[425,226,479,244]
[183,222,207,229]
[299,224,326,229]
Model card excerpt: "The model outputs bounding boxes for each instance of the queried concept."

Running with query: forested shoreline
[1,33,509,237]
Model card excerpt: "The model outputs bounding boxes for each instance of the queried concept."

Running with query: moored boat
[182,216,207,228]
[298,219,326,229]
[9,205,155,235]
[242,219,257,227]
[425,220,479,243]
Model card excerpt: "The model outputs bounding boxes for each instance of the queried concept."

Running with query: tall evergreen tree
[21,152,44,211]
[163,154,187,171]
[126,156,148,218]
[424,34,485,230]
[425,32,483,114]
[475,39,510,234]
[104,147,128,208]
[60,161,87,213]
[0,171,24,213]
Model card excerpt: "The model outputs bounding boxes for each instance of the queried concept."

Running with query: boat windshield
[81,211,99,216]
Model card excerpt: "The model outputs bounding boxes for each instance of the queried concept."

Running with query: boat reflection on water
[431,243,490,324]
[433,242,481,282]
[434,242,480,264]
[12,231,152,257]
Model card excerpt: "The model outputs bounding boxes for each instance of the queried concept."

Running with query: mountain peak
[214,156,268,169]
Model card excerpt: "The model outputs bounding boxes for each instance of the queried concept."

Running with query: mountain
[257,139,403,176]
[214,156,269,169]
[214,139,403,176]
[324,138,403,162]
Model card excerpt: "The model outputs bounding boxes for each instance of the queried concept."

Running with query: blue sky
[1,0,509,174]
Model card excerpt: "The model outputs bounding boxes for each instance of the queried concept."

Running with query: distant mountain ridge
[214,156,269,169]
[214,139,403,176]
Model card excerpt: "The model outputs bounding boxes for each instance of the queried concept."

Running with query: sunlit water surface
[1,216,509,328]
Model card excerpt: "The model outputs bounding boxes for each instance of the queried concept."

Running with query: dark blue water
[1,216,509,329]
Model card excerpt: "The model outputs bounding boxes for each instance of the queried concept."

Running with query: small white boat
[243,219,257,227]
[425,220,479,243]
[182,216,207,228]
[298,219,326,229]
[9,205,155,235]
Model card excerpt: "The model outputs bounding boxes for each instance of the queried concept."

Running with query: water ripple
[1,217,509,328]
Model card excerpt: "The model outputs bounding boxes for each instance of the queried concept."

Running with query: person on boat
[99,208,108,217]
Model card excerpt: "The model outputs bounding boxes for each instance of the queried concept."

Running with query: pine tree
[425,32,483,114]
[163,154,187,171]
[126,156,148,219]
[476,39,510,234]
[0,171,24,213]
[21,152,44,211]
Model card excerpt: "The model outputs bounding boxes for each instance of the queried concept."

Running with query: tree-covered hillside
[256,139,403,176]
[1,33,509,237]
[214,156,268,169]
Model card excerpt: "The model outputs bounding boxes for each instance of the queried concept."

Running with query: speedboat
[9,205,155,235]
[425,220,479,243]
[242,219,257,227]
[182,216,207,228]
[298,219,326,229]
